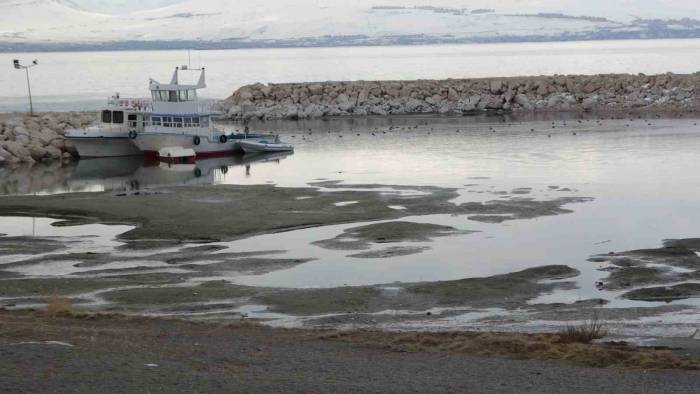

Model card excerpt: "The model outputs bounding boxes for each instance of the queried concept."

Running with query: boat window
[192,117,200,127]
[101,110,112,123]
[201,116,209,128]
[163,116,173,127]
[151,116,162,126]
[152,91,165,102]
[189,89,197,100]
[183,117,192,127]
[173,117,183,128]
[169,91,178,102]
[179,90,193,102]
[128,114,138,127]
[112,111,124,124]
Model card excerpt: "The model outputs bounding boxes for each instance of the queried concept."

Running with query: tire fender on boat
[128,130,137,139]
[193,136,201,146]
[219,135,228,143]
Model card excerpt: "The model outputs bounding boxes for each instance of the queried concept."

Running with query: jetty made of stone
[0,113,92,166]
[219,73,700,120]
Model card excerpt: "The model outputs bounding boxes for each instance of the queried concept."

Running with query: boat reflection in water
[67,151,293,193]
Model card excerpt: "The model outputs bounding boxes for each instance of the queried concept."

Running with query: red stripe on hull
[143,150,238,160]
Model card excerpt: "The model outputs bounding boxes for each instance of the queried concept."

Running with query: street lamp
[13,59,38,115]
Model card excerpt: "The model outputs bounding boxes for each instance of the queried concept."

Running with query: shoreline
[0,309,699,393]
[1,182,700,338]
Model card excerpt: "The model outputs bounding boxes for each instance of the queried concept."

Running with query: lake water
[3,114,700,333]
[2,114,700,294]
[2,38,700,112]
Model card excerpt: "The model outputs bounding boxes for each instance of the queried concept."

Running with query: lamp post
[13,59,38,115]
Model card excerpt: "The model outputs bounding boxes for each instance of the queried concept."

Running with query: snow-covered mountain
[1,0,699,49]
[0,0,112,41]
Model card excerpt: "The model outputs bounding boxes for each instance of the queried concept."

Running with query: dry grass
[319,330,700,370]
[558,313,607,344]
[45,296,76,316]
[220,319,264,329]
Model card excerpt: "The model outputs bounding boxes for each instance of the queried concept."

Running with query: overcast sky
[69,0,699,20]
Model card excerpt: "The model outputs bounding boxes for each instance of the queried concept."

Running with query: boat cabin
[99,95,151,133]
[145,67,217,135]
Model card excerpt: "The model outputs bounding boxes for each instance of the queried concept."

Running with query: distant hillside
[1,0,699,52]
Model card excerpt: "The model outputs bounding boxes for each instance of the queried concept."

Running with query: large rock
[459,95,481,112]
[26,143,48,161]
[336,93,356,111]
[514,94,533,110]
[489,80,504,94]
[583,80,601,94]
[582,96,600,111]
[37,128,60,145]
[405,98,425,113]
[45,145,63,160]
[0,146,17,165]
[3,141,34,163]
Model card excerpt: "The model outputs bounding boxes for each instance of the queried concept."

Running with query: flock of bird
[251,112,695,141]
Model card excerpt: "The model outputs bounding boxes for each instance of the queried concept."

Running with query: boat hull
[133,133,272,159]
[69,137,142,158]
[239,140,294,153]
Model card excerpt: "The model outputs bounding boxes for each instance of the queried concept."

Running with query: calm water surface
[2,115,700,311]
[2,39,700,112]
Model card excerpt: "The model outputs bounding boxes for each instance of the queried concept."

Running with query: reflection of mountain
[67,152,293,192]
[2,0,699,51]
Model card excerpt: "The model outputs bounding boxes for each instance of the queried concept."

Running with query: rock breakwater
[0,113,92,166]
[219,73,700,120]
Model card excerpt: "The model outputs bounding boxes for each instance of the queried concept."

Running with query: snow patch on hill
[0,0,698,47]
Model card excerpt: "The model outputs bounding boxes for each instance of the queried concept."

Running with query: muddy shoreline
[1,181,699,332]
[1,310,699,392]
[0,182,590,242]
[0,183,596,316]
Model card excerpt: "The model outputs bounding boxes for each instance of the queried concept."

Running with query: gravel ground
[1,311,699,393]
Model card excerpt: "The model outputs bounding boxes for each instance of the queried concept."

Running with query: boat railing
[108,97,153,112]
[196,101,224,115]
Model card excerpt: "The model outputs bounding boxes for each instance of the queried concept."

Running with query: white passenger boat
[239,139,294,153]
[131,67,274,159]
[65,95,150,158]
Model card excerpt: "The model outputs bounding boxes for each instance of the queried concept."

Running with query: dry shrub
[320,330,700,370]
[222,319,263,329]
[45,296,76,316]
[558,313,607,344]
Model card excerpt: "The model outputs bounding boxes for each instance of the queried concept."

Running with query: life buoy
[194,168,202,178]
[219,135,228,143]
[220,166,229,174]
[193,136,201,145]
[128,130,137,139]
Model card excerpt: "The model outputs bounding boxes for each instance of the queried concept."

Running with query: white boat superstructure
[65,96,150,158]
[132,67,277,159]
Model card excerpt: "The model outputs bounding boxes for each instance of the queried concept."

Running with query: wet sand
[0,183,597,319]
[0,183,590,242]
[0,181,698,337]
